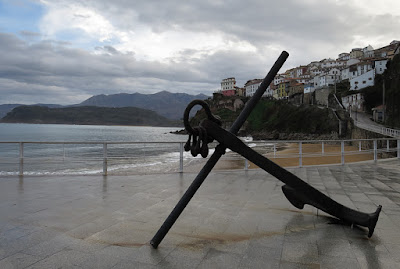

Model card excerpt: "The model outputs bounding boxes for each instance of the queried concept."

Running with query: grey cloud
[90,1,400,58]
[2,0,399,105]
[0,33,229,104]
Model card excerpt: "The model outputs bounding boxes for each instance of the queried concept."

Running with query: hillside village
[215,40,400,123]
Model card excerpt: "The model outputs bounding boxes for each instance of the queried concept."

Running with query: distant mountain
[0,103,63,119]
[78,91,209,120]
[1,105,179,127]
[0,91,209,121]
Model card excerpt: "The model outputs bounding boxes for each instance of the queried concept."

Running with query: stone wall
[303,93,314,105]
[351,125,397,158]
[315,87,332,106]
[289,93,303,105]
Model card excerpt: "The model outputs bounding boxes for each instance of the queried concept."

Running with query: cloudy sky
[0,0,399,105]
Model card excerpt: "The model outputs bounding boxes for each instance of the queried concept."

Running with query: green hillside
[1,105,179,127]
[246,100,338,134]
[191,99,340,139]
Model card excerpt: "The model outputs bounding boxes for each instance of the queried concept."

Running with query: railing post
[373,140,377,162]
[321,142,324,155]
[387,140,390,152]
[273,143,276,158]
[179,142,184,173]
[397,140,400,159]
[103,143,107,176]
[359,141,362,151]
[19,142,24,176]
[299,142,302,167]
[245,159,249,171]
[341,141,345,165]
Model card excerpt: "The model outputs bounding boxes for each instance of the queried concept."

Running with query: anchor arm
[201,119,382,237]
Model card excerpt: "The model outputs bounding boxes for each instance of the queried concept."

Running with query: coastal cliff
[190,99,343,140]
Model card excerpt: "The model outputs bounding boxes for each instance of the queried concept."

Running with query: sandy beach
[184,142,376,173]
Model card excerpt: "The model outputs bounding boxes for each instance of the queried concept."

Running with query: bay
[0,123,190,176]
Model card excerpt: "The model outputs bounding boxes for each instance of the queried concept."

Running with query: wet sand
[185,142,375,173]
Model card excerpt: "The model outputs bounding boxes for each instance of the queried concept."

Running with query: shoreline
[182,142,375,173]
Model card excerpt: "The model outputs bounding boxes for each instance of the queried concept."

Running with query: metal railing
[0,138,399,176]
[355,121,400,138]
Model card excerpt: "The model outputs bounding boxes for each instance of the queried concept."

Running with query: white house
[294,66,308,77]
[320,58,335,68]
[341,68,350,81]
[314,74,322,88]
[297,75,313,85]
[342,93,364,112]
[245,79,272,98]
[357,61,373,75]
[362,45,374,58]
[310,66,322,76]
[314,68,341,89]
[346,58,360,66]
[350,69,375,91]
[304,83,315,94]
[374,59,388,75]
[273,75,285,86]
[321,59,346,69]
[338,53,350,61]
[221,77,236,91]
[343,61,373,82]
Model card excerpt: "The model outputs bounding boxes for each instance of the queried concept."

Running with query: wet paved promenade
[1,159,400,268]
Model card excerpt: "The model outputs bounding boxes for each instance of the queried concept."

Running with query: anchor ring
[183,100,221,135]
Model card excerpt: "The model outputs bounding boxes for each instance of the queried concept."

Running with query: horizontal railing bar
[1,139,399,176]
[0,141,186,144]
[0,138,400,145]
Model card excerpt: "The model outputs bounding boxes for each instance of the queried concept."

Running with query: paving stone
[197,248,242,269]
[1,159,400,268]
[0,252,43,269]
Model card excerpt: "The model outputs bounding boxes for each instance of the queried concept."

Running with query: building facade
[221,77,237,96]
[350,69,375,91]
[374,59,388,75]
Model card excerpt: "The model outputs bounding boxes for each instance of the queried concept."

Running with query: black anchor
[150,51,381,249]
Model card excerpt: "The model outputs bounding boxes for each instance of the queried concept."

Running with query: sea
[0,123,273,176]
[0,123,196,176]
